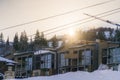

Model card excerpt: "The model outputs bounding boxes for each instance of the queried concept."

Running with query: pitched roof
[0,56,17,63]
[34,50,55,55]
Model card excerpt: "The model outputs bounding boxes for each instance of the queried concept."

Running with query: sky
[0,0,120,41]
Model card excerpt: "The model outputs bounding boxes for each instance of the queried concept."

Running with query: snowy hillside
[11,70,120,80]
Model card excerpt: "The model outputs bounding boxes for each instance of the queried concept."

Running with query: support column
[77,50,79,71]
[20,57,22,77]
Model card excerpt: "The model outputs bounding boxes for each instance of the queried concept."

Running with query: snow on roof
[34,50,55,55]
[14,51,34,56]
[0,56,17,64]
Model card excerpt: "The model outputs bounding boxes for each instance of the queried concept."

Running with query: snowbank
[11,70,120,80]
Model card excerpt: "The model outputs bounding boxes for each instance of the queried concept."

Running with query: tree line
[13,30,48,52]
[0,27,120,53]
[75,27,119,41]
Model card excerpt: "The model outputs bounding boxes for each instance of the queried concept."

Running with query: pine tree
[34,30,48,50]
[6,37,10,47]
[19,31,28,52]
[114,29,120,42]
[28,37,34,51]
[97,28,106,40]
[13,33,19,51]
[40,32,47,48]
[0,33,4,43]
[5,37,11,54]
[34,30,41,50]
[51,35,58,48]
[85,29,97,41]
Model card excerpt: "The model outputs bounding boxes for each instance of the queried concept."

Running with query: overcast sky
[0,0,120,41]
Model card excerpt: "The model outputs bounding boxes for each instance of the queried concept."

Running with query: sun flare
[68,28,75,36]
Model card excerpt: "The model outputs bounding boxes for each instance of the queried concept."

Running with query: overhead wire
[27,8,120,37]
[44,9,120,36]
[0,0,115,31]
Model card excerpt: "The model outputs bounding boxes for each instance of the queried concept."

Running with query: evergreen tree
[85,29,97,41]
[6,37,10,47]
[19,31,28,52]
[5,37,10,49]
[28,37,34,51]
[109,28,114,41]
[0,33,4,43]
[51,35,58,48]
[34,30,41,50]
[114,29,120,42]
[77,27,114,41]
[5,37,11,54]
[97,28,106,40]
[40,32,47,48]
[13,33,19,51]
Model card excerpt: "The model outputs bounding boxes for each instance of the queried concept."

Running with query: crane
[84,13,120,41]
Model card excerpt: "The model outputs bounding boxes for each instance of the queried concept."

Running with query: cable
[0,0,115,31]
[28,8,120,37]
[42,8,120,32]
[44,10,120,36]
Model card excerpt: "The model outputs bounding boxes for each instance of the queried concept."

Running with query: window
[60,53,68,67]
[110,47,120,63]
[79,50,84,65]
[25,57,32,70]
[36,56,40,61]
[40,54,53,69]
[102,49,107,64]
[81,50,91,65]
[60,53,65,67]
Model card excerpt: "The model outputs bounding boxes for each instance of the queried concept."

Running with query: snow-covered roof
[34,50,55,55]
[0,56,17,64]
[14,51,34,56]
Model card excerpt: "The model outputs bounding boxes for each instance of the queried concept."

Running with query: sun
[68,28,75,36]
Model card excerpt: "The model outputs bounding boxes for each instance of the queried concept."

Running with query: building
[100,42,120,70]
[0,56,17,79]
[13,40,120,78]
[14,51,34,78]
[33,50,56,76]
[14,50,56,78]
[58,40,120,73]
[58,40,98,73]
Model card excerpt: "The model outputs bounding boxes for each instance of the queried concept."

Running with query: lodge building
[58,41,98,73]
[14,50,57,77]
[57,40,120,73]
[6,40,120,78]
[14,51,34,77]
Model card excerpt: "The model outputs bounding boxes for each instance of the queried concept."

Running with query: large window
[60,53,68,67]
[109,47,120,64]
[25,57,32,70]
[81,50,91,65]
[41,54,53,69]
[34,54,54,69]
[35,56,41,69]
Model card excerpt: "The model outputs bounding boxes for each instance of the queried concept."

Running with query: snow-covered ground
[10,70,120,80]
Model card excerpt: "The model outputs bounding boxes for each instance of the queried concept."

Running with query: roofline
[14,51,34,56]
[34,50,56,55]
[69,44,96,49]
